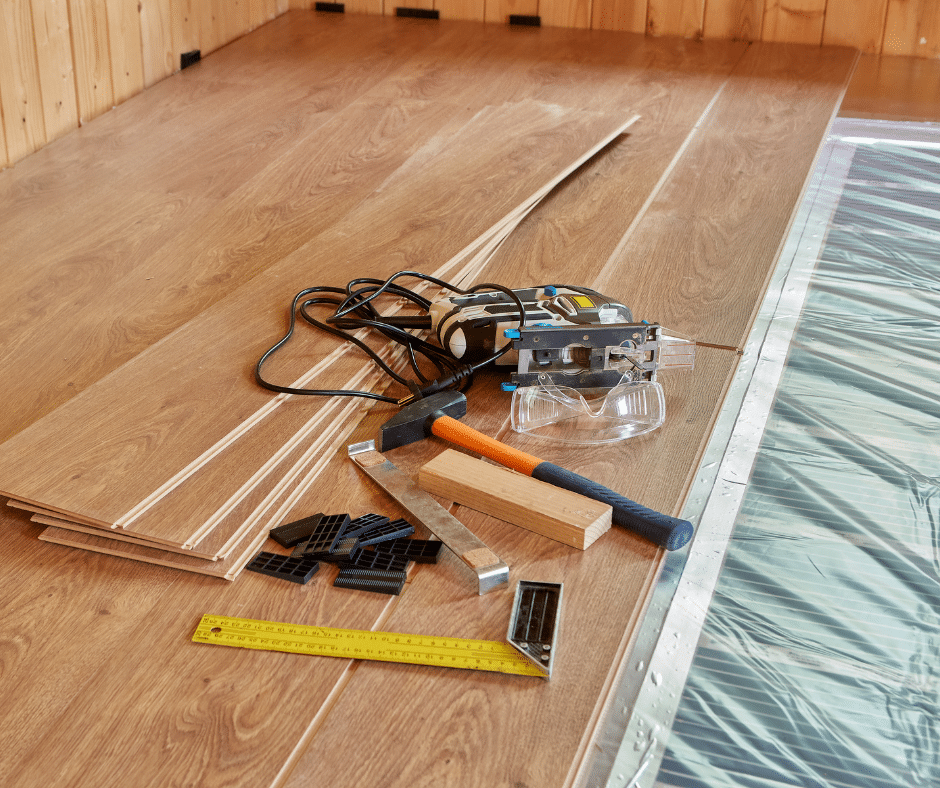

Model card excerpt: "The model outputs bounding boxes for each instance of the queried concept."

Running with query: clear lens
[510,376,665,444]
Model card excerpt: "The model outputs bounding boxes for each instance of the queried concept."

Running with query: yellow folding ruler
[193,614,546,677]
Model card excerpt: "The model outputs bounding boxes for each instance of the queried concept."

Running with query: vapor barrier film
[657,126,940,786]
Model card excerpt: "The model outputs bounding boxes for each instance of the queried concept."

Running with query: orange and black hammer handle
[430,416,693,551]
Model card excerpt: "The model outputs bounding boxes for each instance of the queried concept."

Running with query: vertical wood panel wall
[0,0,937,170]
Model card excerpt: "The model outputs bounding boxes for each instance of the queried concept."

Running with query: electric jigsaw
[429,285,694,391]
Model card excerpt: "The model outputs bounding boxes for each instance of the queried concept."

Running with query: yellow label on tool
[193,614,545,677]
[571,295,595,309]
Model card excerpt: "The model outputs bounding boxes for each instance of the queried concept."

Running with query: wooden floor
[840,53,940,122]
[0,12,859,788]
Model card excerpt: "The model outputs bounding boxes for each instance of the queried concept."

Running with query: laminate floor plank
[4,446,434,788]
[0,505,185,774]
[839,52,940,122]
[0,101,634,544]
[0,14,458,444]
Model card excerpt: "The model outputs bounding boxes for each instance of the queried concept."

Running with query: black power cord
[254,271,527,404]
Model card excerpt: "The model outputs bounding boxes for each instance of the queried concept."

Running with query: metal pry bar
[347,440,509,595]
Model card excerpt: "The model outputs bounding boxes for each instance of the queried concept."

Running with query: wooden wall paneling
[196,0,225,53]
[540,0,593,29]
[28,0,79,144]
[226,0,253,44]
[105,0,146,104]
[761,0,826,45]
[0,0,47,164]
[279,41,857,788]
[248,0,281,29]
[394,0,435,10]
[435,0,485,22]
[591,0,647,33]
[172,0,200,58]
[140,0,176,86]
[344,0,384,13]
[702,0,763,41]
[0,95,7,168]
[883,0,940,57]
[646,0,705,37]
[484,0,539,25]
[823,0,888,53]
[69,0,116,122]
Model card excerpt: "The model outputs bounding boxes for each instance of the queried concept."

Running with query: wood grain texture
[71,0,117,122]
[140,0,176,86]
[591,0,646,32]
[0,14,452,444]
[29,0,79,143]
[883,0,940,57]
[106,0,146,103]
[0,100,634,543]
[419,449,613,549]
[646,0,705,38]
[840,52,940,122]
[484,0,539,24]
[540,0,593,29]
[279,33,856,788]
[823,0,888,52]
[0,0,47,163]
[761,0,826,44]
[703,0,763,41]
[172,0,201,55]
[0,99,7,169]
[0,14,856,788]
[436,0,486,21]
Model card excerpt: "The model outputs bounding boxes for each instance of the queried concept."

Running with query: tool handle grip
[531,462,693,551]
[431,416,542,475]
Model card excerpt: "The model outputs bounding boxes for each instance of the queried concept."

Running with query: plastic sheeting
[657,128,940,786]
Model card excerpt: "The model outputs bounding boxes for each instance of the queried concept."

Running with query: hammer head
[378,391,467,452]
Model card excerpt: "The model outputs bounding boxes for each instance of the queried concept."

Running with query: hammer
[378,392,693,551]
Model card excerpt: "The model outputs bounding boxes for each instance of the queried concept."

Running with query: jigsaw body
[429,286,692,390]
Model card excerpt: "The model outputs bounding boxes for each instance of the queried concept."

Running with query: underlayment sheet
[652,124,940,786]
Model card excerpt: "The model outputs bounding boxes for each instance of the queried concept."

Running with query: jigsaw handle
[430,415,693,551]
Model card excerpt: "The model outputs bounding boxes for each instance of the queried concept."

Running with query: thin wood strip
[31,516,221,560]
[37,387,371,578]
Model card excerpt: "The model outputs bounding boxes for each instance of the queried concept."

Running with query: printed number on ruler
[193,614,544,677]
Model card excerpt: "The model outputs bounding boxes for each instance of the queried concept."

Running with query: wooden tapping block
[419,449,612,550]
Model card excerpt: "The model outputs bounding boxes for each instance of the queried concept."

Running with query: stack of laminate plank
[0,101,638,579]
